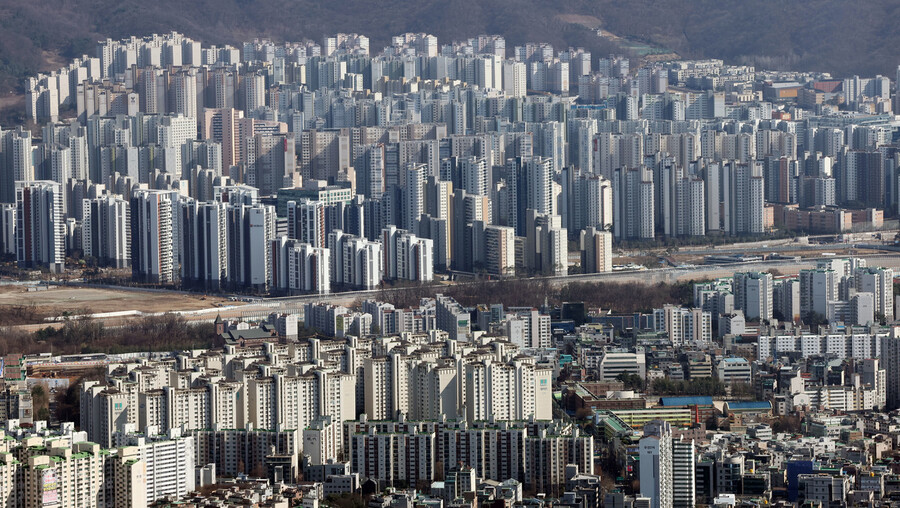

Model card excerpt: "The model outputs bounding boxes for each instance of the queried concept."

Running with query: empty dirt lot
[0,285,236,318]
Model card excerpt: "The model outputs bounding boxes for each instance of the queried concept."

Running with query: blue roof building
[723,400,772,415]
[659,396,714,407]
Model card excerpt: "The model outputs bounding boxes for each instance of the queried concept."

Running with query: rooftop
[660,396,714,406]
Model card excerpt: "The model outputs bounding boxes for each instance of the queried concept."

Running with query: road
[17,251,900,330]
[203,252,900,316]
[621,230,899,258]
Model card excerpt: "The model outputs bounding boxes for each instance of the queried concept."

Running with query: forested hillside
[0,0,897,96]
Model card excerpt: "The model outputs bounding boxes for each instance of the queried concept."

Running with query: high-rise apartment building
[506,156,553,236]
[0,204,15,256]
[800,268,838,317]
[16,180,65,273]
[180,199,228,289]
[82,194,131,269]
[484,225,516,277]
[227,203,275,291]
[271,237,331,294]
[131,189,177,283]
[613,167,654,240]
[733,272,774,321]
[580,226,612,274]
[287,199,327,248]
[640,420,673,508]
[382,226,434,282]
[672,436,696,508]
[855,267,894,321]
[2,128,34,203]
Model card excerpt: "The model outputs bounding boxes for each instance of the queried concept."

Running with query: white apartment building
[800,269,838,316]
[114,427,196,502]
[716,357,752,385]
[485,225,516,276]
[733,271,773,321]
[15,180,65,273]
[82,195,131,269]
[131,189,177,283]
[654,305,712,346]
[640,420,673,508]
[856,267,894,321]
[597,352,646,381]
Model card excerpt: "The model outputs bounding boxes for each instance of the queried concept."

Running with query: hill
[1,0,899,104]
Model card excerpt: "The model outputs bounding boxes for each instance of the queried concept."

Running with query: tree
[616,373,645,391]
[251,462,267,480]
[54,383,79,425]
[325,494,366,508]
[730,381,755,399]
[54,369,105,427]
[803,311,827,327]
[31,384,50,422]
[575,407,594,420]
[770,415,802,434]
[650,377,726,396]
